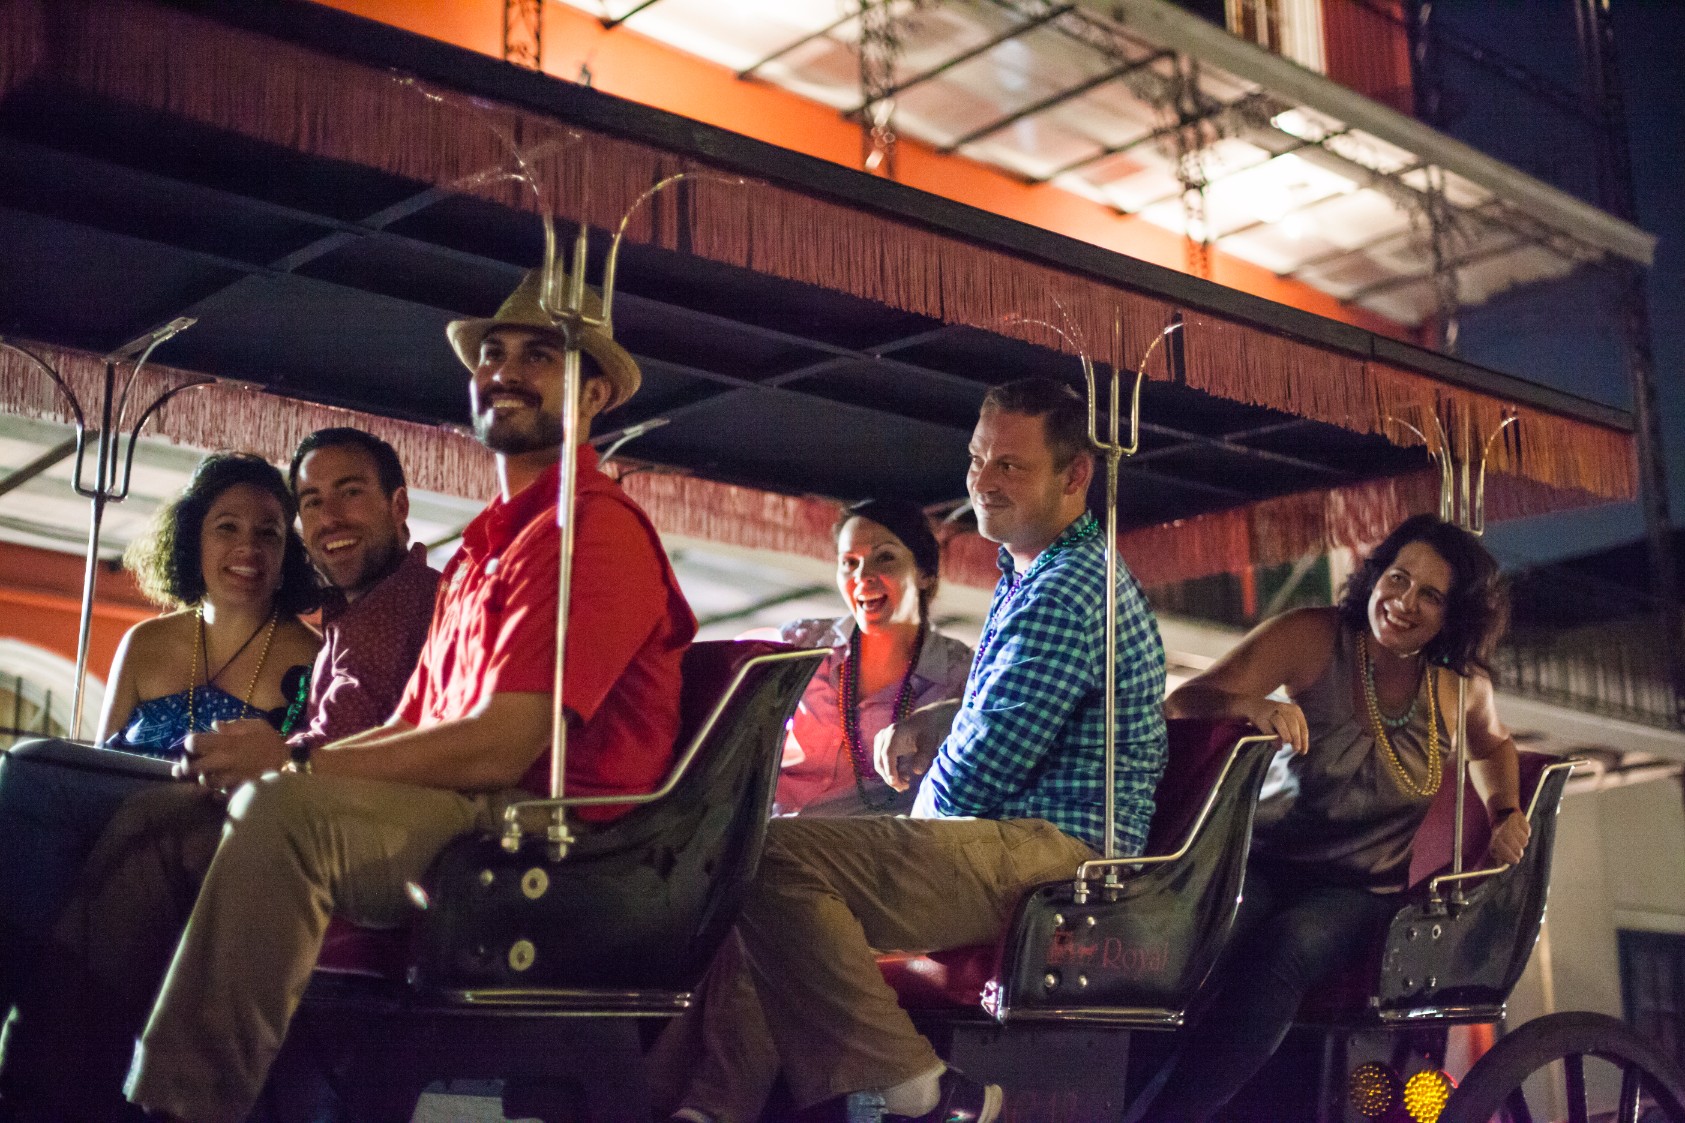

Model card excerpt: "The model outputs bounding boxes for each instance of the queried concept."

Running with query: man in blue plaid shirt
[724,379,1167,1123]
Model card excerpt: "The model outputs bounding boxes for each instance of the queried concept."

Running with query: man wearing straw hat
[0,267,698,1123]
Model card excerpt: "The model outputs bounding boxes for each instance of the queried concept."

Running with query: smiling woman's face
[835,517,932,633]
[1367,539,1454,656]
[198,482,287,610]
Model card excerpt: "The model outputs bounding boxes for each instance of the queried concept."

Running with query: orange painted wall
[0,542,154,684]
[314,0,1409,340]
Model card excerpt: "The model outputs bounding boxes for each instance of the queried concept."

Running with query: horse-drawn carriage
[3,1,1682,1119]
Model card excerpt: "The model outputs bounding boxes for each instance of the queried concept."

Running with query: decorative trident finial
[1001,311,1180,906]
[1384,409,1519,535]
[0,320,203,739]
[1384,406,1521,909]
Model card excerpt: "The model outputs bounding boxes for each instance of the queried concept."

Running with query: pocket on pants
[994,819,1094,891]
[957,819,1090,924]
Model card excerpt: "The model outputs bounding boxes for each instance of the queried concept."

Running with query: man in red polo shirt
[115,267,697,1123]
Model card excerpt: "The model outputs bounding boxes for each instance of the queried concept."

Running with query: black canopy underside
[0,0,1629,526]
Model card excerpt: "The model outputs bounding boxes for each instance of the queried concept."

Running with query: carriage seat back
[879,719,1275,1023]
[1147,718,1262,855]
[318,641,823,998]
[1297,748,1569,1023]
[1406,750,1552,888]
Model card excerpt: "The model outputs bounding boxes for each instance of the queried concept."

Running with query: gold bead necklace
[1358,633,1441,799]
[187,604,278,734]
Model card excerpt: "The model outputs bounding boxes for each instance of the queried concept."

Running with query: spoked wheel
[1440,1012,1685,1123]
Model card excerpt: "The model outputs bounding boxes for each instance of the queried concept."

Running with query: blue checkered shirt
[913,512,1167,854]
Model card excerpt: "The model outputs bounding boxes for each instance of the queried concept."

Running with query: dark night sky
[1430,0,1684,568]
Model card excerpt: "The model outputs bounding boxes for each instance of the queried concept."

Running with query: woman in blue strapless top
[0,453,324,1019]
[99,453,324,759]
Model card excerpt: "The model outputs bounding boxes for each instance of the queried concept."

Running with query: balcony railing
[1149,559,1685,732]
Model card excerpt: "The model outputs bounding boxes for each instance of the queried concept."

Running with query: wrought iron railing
[1495,566,1682,730]
[0,671,68,750]
[1148,558,1685,731]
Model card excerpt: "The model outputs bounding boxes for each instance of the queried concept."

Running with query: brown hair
[1336,514,1509,675]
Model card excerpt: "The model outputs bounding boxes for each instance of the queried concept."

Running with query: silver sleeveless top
[1251,626,1446,893]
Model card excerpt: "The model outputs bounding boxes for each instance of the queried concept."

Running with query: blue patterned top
[912,511,1168,854]
[108,685,269,760]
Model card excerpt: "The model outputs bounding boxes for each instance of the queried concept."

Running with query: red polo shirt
[395,446,697,818]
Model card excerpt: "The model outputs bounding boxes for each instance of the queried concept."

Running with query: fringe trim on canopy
[622,463,1606,592]
[2,341,1609,591]
[0,343,496,501]
[1181,313,1636,501]
[0,0,1636,503]
[618,472,841,564]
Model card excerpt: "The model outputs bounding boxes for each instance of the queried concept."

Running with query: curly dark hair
[1335,514,1509,676]
[126,452,322,615]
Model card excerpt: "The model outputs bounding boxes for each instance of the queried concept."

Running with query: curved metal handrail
[499,647,825,847]
[1072,732,1277,901]
[1425,757,1579,903]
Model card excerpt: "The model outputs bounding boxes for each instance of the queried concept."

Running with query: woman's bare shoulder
[1254,607,1341,689]
[1257,606,1341,649]
[121,609,193,653]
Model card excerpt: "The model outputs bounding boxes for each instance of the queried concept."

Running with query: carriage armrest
[1074,727,1276,889]
[1405,748,1560,889]
[406,641,824,997]
[878,721,1276,1026]
[1298,754,1579,1025]
[499,644,823,817]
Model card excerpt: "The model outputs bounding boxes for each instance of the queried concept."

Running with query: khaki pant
[124,771,494,1123]
[649,931,779,1123]
[730,816,1094,1111]
[0,771,497,1123]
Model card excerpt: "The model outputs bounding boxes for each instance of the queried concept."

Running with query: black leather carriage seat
[312,638,820,995]
[877,719,1276,1021]
[1295,748,1563,1024]
[281,639,824,1123]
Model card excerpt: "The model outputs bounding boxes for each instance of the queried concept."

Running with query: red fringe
[1183,313,1638,501]
[618,473,840,564]
[2,339,1609,592]
[0,0,1637,504]
[0,343,496,501]
[0,1,45,100]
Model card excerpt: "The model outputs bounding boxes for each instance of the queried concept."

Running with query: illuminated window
[1227,0,1327,73]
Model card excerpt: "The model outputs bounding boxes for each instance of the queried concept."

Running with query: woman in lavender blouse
[772,499,971,817]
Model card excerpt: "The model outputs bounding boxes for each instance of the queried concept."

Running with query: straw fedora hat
[446,267,641,410]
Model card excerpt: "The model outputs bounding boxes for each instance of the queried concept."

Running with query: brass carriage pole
[1,322,199,740]
[1446,412,1517,902]
[514,171,705,860]
[1450,415,1472,897]
[1087,320,1178,877]
[71,358,118,741]
[537,223,591,862]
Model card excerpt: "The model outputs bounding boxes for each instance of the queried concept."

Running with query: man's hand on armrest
[874,699,960,792]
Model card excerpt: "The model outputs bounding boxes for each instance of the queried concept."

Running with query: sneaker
[890,1067,1002,1123]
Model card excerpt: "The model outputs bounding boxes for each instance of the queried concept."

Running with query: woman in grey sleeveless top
[1128,515,1531,1123]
